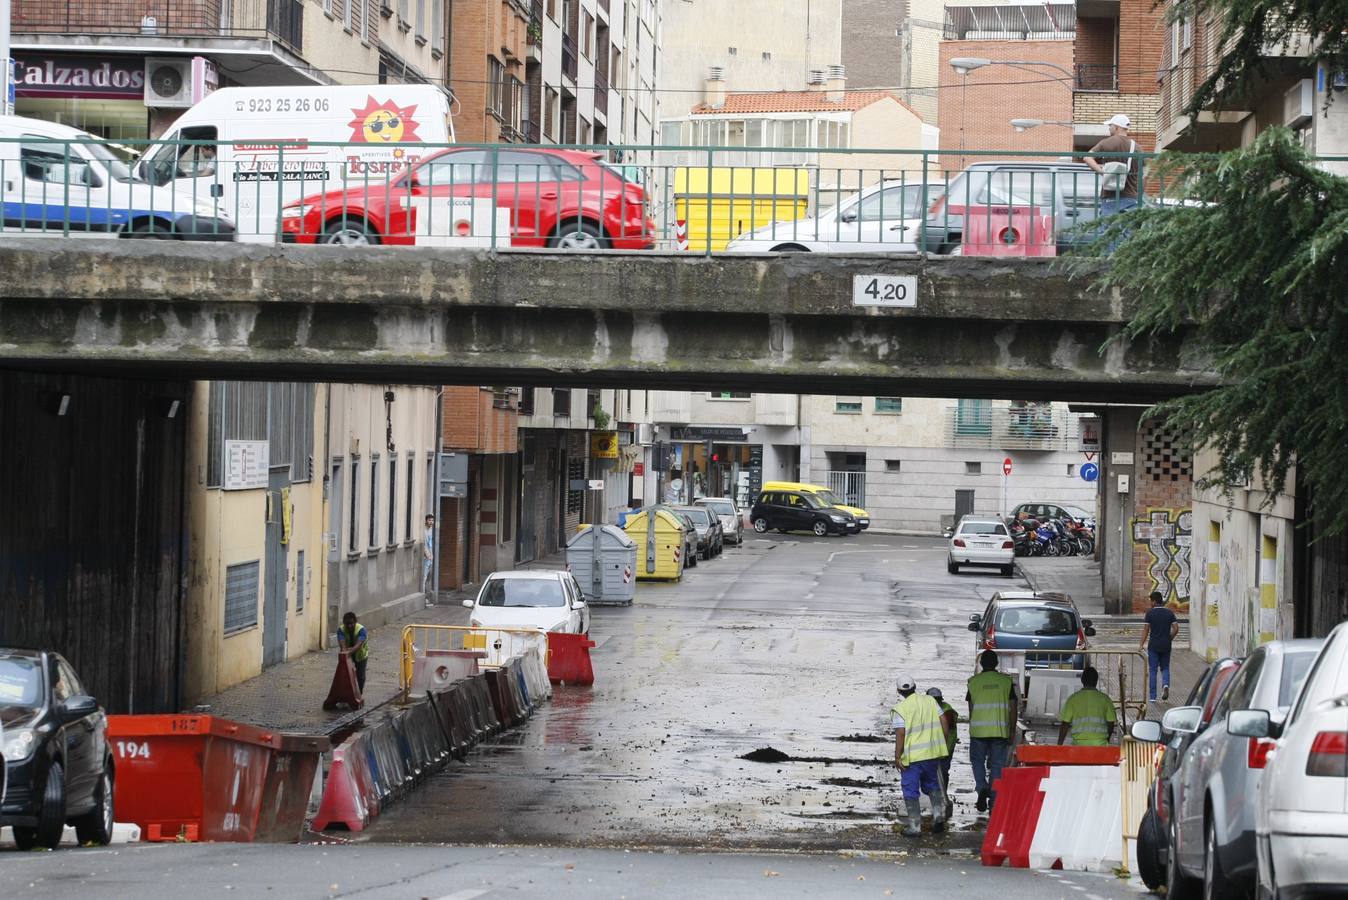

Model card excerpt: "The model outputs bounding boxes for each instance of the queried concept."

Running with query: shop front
[660,426,763,509]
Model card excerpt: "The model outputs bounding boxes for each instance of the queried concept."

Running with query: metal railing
[824,471,866,509]
[594,70,609,110]
[0,136,1188,251]
[973,647,1152,730]
[561,32,578,80]
[17,0,302,47]
[944,404,1083,451]
[1075,63,1119,91]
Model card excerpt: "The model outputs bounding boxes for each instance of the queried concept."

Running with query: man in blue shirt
[1139,591,1180,701]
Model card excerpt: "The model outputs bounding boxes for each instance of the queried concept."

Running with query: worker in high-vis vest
[892,675,952,837]
[1057,666,1117,746]
[927,686,959,819]
[966,650,1017,813]
[338,612,371,692]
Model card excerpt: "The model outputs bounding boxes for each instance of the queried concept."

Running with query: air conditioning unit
[636,423,654,445]
[144,58,193,108]
[1284,78,1313,128]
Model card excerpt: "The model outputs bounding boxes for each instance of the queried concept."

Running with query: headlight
[280,204,312,219]
[830,515,845,523]
[2,728,36,762]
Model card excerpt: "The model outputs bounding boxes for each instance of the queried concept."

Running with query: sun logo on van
[348,97,422,153]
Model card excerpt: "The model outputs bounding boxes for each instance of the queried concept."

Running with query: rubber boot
[902,798,922,837]
[927,790,947,833]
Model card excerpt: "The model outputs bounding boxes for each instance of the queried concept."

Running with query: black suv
[749,490,858,537]
[1,649,115,850]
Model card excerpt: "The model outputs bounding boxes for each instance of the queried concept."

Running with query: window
[388,456,398,545]
[431,0,444,54]
[545,87,560,140]
[488,57,506,118]
[965,461,982,475]
[709,391,751,400]
[399,0,409,25]
[405,452,415,541]
[762,51,771,61]
[519,387,535,416]
[224,561,261,634]
[661,120,683,145]
[885,459,902,473]
[349,458,361,552]
[296,549,306,612]
[553,388,572,416]
[497,150,555,181]
[369,457,380,549]
[343,0,353,30]
[415,0,426,40]
[21,143,98,188]
[1067,464,1076,477]
[418,150,491,185]
[582,11,594,58]
[875,397,903,414]
[359,0,370,41]
[508,77,524,131]
[835,397,862,414]
[547,0,556,19]
[1182,16,1192,50]
[955,398,992,435]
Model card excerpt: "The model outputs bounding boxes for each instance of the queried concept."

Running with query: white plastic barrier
[1023,669,1084,721]
[1027,765,1124,872]
[409,648,487,695]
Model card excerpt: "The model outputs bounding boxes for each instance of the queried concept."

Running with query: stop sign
[1003,457,1013,475]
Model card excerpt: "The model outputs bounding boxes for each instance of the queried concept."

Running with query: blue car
[968,591,1094,670]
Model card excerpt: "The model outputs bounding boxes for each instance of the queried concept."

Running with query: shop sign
[668,426,748,443]
[590,431,619,459]
[14,55,146,99]
[223,440,269,491]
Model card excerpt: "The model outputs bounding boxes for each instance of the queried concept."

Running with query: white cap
[926,687,944,700]
[897,675,916,692]
[1105,113,1131,129]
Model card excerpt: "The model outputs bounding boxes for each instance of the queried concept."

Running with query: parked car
[749,490,858,537]
[280,146,655,249]
[1130,657,1242,891]
[1009,502,1094,526]
[918,160,1101,254]
[0,648,115,851]
[762,481,869,530]
[1,114,235,240]
[724,179,945,253]
[947,516,1015,576]
[1249,621,1348,900]
[967,592,1094,670]
[674,506,723,559]
[660,507,699,569]
[462,570,590,635]
[1164,639,1322,899]
[695,497,743,546]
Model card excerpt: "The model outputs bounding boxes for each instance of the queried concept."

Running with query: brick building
[842,0,944,124]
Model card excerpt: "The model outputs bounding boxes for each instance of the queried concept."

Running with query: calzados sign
[14,56,146,98]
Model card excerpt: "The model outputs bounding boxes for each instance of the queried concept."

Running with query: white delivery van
[139,84,455,242]
[0,115,234,239]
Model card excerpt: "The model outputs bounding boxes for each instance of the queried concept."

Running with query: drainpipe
[319,382,333,648]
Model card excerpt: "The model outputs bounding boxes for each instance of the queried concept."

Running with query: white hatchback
[462,570,590,635]
[947,517,1015,576]
[724,179,945,254]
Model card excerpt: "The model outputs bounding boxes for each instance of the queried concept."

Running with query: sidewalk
[1019,554,1204,717]
[196,551,569,735]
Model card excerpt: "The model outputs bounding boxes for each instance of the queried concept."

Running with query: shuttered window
[207,382,314,487]
[224,561,260,634]
[296,550,306,612]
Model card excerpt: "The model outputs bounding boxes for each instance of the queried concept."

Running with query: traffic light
[652,442,670,472]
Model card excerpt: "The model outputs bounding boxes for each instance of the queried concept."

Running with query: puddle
[738,746,890,767]
[821,777,886,789]
[831,734,889,744]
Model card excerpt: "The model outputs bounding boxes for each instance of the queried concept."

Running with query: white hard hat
[1105,113,1131,129]
[897,675,916,692]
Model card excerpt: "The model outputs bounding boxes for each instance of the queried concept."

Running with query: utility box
[621,507,686,582]
[566,524,638,606]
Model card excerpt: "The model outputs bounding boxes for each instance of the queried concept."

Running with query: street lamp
[1010,118,1074,133]
[948,57,1075,82]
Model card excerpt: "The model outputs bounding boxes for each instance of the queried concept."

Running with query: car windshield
[701,500,735,516]
[679,508,711,525]
[478,578,566,608]
[0,656,43,708]
[960,522,1009,535]
[84,140,136,181]
[994,606,1077,636]
[813,490,841,507]
[1061,505,1092,519]
[1279,650,1318,707]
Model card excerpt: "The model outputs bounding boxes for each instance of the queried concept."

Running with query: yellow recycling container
[673,166,810,252]
[621,507,686,582]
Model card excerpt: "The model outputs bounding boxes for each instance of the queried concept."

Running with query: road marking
[826,548,893,564]
[430,889,492,900]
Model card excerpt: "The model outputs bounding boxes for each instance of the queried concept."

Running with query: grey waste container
[566,524,638,606]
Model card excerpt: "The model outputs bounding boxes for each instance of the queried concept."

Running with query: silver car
[695,497,743,546]
[1165,639,1322,899]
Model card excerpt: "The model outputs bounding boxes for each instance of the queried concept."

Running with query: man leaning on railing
[1083,113,1139,219]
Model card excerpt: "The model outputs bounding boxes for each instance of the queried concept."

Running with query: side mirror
[967,622,980,632]
[61,695,98,719]
[1227,708,1271,739]
[969,614,981,622]
[839,209,858,223]
[1084,627,1097,637]
[461,598,474,608]
[1081,618,1094,628]
[1161,705,1203,735]
[1130,720,1163,743]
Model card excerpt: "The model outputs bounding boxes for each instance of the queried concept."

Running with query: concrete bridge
[0,239,1211,403]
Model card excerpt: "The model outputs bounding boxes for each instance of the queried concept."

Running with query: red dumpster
[107,714,328,843]
[547,632,596,685]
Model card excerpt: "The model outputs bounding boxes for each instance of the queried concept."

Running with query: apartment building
[842,0,944,125]
[9,0,450,140]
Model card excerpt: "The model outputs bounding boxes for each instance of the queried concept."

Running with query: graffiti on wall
[1133,508,1193,611]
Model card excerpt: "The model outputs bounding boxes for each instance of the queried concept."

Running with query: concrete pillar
[1098,407,1142,614]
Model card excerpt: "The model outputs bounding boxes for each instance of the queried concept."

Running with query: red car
[280,146,654,250]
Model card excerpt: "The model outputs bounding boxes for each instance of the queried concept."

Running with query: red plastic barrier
[547,632,596,685]
[981,765,1051,868]
[311,733,378,832]
[962,205,1056,257]
[1014,745,1122,766]
[107,714,328,843]
[323,651,364,711]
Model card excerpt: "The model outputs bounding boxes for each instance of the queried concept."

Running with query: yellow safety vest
[1061,688,1116,746]
[341,623,370,663]
[967,670,1014,739]
[938,700,959,755]
[893,694,947,765]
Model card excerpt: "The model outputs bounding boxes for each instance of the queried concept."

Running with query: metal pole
[1,0,14,116]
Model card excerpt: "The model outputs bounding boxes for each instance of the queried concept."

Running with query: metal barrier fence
[1119,736,1161,875]
[974,646,1151,730]
[399,624,548,698]
[1,137,1173,253]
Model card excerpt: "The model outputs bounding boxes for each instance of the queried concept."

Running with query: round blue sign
[1081,462,1100,483]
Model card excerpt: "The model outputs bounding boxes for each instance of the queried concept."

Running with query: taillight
[953,538,966,547]
[1248,737,1276,769]
[983,623,996,650]
[1076,628,1088,651]
[928,194,946,216]
[1306,732,1348,777]
[1001,540,1013,550]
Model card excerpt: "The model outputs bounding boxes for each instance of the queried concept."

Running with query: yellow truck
[673,166,810,252]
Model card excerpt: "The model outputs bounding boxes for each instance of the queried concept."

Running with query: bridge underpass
[0,239,1212,402]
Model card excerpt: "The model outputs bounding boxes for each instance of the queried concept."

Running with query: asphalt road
[0,842,1145,899]
[368,533,1022,850]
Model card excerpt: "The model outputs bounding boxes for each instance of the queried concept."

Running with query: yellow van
[762,481,870,530]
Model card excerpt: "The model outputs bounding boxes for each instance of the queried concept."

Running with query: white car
[947,516,1015,576]
[462,570,590,635]
[1246,620,1348,899]
[723,179,945,254]
[695,497,743,546]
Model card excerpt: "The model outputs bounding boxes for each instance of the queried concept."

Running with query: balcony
[522,117,542,143]
[594,70,609,112]
[562,32,578,81]
[15,0,304,51]
[943,404,1080,451]
[1075,63,1117,92]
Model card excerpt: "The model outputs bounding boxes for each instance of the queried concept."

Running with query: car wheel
[128,221,173,240]
[73,764,115,846]
[812,521,829,537]
[1167,811,1199,900]
[1137,808,1166,890]
[31,761,67,850]
[323,217,380,246]
[1203,815,1237,900]
[549,221,608,250]
[947,559,959,574]
[1001,564,1015,577]
[753,518,769,534]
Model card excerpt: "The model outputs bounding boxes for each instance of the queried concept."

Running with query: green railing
[0,137,1172,253]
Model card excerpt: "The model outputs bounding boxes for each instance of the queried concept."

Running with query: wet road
[369,533,1020,851]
